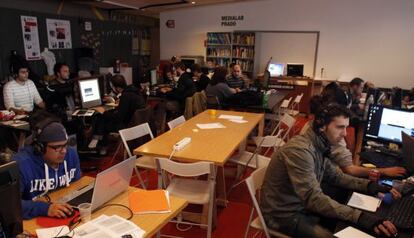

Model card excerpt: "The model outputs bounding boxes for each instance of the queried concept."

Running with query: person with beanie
[13,121,81,219]
[3,62,45,114]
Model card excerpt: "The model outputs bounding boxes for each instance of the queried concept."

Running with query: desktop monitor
[78,78,102,108]
[286,64,304,77]
[365,104,414,144]
[268,63,284,77]
[0,161,22,237]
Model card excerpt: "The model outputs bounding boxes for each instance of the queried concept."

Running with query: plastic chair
[156,158,216,238]
[167,115,186,130]
[244,167,290,238]
[287,93,304,116]
[119,123,156,189]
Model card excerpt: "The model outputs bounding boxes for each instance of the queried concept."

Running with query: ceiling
[73,0,257,17]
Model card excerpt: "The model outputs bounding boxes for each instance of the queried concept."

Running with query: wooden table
[23,176,188,238]
[134,109,264,166]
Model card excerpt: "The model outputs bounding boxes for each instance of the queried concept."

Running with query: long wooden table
[134,109,264,166]
[24,176,188,238]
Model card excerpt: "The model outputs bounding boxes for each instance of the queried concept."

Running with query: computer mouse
[63,209,75,218]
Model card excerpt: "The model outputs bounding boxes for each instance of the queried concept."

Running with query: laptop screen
[268,63,284,77]
[365,105,414,144]
[79,78,101,108]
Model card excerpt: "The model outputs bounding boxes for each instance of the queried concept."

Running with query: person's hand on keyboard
[93,106,105,114]
[358,212,398,237]
[389,188,402,200]
[48,203,73,218]
[381,167,407,177]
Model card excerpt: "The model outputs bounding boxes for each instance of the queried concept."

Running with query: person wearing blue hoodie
[13,121,81,219]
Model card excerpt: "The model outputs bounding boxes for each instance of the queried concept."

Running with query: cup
[209,109,217,118]
[392,180,404,193]
[78,203,92,222]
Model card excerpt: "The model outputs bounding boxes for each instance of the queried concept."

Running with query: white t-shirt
[3,79,43,111]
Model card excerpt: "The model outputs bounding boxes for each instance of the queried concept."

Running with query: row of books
[207,48,231,57]
[233,34,255,45]
[207,33,231,44]
[208,58,231,68]
[232,46,254,59]
[232,59,253,72]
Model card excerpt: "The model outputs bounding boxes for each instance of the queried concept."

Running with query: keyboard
[67,188,94,206]
[379,195,414,229]
[360,151,402,168]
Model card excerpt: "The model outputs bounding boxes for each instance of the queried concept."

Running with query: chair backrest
[280,97,292,108]
[245,167,271,238]
[270,113,296,140]
[293,93,303,104]
[156,158,214,178]
[128,105,153,127]
[119,123,154,157]
[167,115,186,130]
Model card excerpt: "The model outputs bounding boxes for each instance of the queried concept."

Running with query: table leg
[215,165,228,207]
[18,131,26,149]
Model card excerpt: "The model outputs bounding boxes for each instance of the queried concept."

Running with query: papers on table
[196,123,226,129]
[347,192,381,212]
[229,119,248,124]
[129,189,171,214]
[73,214,145,238]
[218,114,243,120]
[0,120,29,127]
[36,225,70,238]
[334,226,374,238]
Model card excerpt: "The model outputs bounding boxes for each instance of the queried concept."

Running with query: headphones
[32,117,60,155]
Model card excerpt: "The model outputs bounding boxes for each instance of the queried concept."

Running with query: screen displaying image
[268,63,284,77]
[79,79,100,103]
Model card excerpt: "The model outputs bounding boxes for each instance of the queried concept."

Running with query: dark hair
[53,62,69,76]
[321,82,348,106]
[210,67,227,86]
[350,77,364,87]
[111,74,127,89]
[309,95,324,114]
[12,61,29,75]
[191,64,202,73]
[313,103,351,130]
[174,62,186,71]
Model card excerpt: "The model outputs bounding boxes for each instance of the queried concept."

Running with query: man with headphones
[3,62,45,115]
[261,104,400,238]
[13,117,81,219]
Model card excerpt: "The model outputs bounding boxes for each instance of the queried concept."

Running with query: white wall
[160,0,414,88]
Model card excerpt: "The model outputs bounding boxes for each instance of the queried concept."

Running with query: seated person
[346,77,365,116]
[3,62,45,114]
[261,103,400,238]
[191,64,210,92]
[226,64,246,90]
[92,75,146,148]
[13,120,81,219]
[160,62,195,112]
[49,62,70,85]
[206,66,238,104]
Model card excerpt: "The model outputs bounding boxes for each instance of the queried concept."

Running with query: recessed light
[191,1,196,4]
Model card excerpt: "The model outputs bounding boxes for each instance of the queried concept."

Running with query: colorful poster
[20,16,41,60]
[46,19,72,49]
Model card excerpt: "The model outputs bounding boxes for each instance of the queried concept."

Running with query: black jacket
[111,85,146,127]
[196,74,210,92]
[166,72,196,103]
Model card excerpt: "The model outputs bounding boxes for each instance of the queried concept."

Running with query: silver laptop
[68,156,136,211]
[401,132,414,173]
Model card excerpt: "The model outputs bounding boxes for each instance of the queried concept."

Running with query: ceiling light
[191,1,196,4]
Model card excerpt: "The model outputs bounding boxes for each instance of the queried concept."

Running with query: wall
[160,0,414,88]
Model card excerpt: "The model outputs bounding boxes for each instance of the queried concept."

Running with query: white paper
[218,115,243,120]
[21,16,41,60]
[335,226,374,238]
[196,123,226,129]
[73,214,145,238]
[36,225,70,238]
[347,192,381,212]
[229,119,248,124]
[46,19,72,49]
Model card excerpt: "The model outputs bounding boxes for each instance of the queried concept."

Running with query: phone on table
[380,179,393,187]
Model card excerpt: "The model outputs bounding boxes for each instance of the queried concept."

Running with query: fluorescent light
[102,0,140,10]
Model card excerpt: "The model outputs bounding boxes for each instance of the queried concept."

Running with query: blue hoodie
[13,146,81,219]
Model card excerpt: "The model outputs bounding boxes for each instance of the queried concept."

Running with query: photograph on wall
[20,15,41,60]
[46,19,72,49]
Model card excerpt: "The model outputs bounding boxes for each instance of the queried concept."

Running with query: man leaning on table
[13,117,81,219]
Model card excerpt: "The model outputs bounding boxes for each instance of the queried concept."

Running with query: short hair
[53,62,69,76]
[313,103,351,130]
[321,82,348,106]
[191,64,202,73]
[350,77,364,87]
[12,61,29,75]
[174,62,186,71]
[210,67,228,85]
[110,74,127,89]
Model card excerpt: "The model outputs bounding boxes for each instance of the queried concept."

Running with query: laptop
[73,78,103,116]
[67,156,136,211]
[401,131,414,173]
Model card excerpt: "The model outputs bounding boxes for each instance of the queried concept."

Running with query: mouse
[63,207,77,218]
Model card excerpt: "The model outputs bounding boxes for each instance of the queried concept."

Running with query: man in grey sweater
[261,104,400,238]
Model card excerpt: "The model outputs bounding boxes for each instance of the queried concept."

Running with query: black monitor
[365,104,414,144]
[0,161,22,237]
[286,64,304,77]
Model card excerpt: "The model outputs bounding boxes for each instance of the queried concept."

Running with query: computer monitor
[268,63,284,77]
[286,64,304,77]
[78,78,102,108]
[0,161,22,237]
[365,104,414,144]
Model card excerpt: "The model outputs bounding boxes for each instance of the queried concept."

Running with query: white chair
[287,93,304,116]
[167,115,186,130]
[119,123,156,189]
[264,97,292,133]
[244,167,290,238]
[262,113,296,155]
[156,158,216,238]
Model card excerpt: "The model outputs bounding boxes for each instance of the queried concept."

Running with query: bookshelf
[206,31,255,76]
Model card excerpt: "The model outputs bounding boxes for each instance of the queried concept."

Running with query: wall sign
[221,15,244,26]
[20,16,41,60]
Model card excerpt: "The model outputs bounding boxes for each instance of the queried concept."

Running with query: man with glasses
[13,121,81,219]
[3,62,45,114]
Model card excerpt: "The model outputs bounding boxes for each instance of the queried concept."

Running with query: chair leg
[108,142,122,166]
[244,207,255,238]
[134,167,147,189]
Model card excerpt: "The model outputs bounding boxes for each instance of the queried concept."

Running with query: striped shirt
[3,79,43,111]
[226,75,245,89]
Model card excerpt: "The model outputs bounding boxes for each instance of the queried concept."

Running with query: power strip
[173,137,191,151]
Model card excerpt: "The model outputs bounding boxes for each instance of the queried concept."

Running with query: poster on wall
[20,16,41,60]
[46,19,72,49]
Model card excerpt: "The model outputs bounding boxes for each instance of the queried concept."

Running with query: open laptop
[67,156,136,211]
[73,78,103,116]
[401,131,414,173]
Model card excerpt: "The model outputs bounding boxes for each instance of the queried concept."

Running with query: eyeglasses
[47,142,68,152]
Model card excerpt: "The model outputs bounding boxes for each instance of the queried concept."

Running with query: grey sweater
[261,128,370,224]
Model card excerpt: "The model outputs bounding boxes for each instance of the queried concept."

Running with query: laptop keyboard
[67,188,94,206]
[380,195,414,229]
